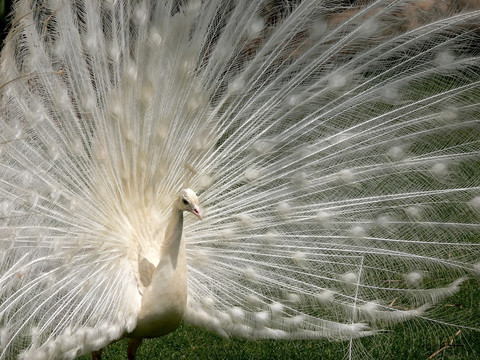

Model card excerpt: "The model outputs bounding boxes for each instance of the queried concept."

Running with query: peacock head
[177,188,202,220]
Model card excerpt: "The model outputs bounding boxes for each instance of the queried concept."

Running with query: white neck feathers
[132,205,188,337]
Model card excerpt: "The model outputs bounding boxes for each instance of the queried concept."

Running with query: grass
[76,323,479,360]
[77,280,480,360]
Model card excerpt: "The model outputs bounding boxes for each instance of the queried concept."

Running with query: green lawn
[77,323,479,360]
[78,280,480,360]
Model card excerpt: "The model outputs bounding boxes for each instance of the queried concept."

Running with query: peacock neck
[132,205,188,338]
[159,206,184,268]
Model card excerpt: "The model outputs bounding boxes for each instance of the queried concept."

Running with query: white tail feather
[0,0,479,359]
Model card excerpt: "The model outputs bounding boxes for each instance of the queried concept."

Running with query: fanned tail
[0,1,478,359]
[183,0,480,341]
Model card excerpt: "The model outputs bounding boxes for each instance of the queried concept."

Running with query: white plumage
[0,0,479,359]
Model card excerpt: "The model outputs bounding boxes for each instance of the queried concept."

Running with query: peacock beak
[192,206,203,220]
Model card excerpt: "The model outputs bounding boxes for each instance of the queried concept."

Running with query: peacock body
[0,0,479,359]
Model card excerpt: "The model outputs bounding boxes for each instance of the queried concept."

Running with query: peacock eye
[182,198,189,205]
